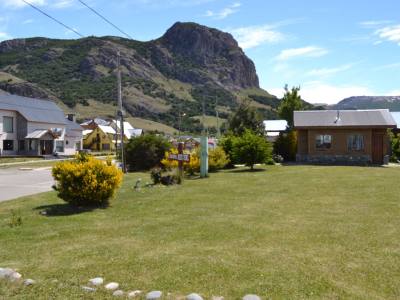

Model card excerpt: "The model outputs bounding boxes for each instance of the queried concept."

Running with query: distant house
[0,93,83,156]
[110,120,143,139]
[390,112,400,134]
[82,124,116,152]
[263,120,288,142]
[294,109,396,164]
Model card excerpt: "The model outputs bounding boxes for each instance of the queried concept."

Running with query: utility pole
[215,95,221,138]
[117,51,126,173]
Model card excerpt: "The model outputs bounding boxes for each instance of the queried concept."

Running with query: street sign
[168,153,190,162]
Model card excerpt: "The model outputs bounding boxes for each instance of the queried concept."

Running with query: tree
[273,130,297,161]
[278,85,303,128]
[125,134,171,171]
[227,100,264,136]
[232,129,272,170]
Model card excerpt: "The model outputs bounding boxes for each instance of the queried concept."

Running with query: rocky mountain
[331,96,400,111]
[0,22,278,133]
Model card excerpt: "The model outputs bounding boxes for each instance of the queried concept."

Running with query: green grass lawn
[1,165,400,299]
[0,157,43,164]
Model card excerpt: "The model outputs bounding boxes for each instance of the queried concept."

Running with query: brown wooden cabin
[294,109,396,165]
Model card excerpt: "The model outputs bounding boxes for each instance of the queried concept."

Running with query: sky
[0,0,399,104]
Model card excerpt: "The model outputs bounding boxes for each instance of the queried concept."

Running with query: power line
[22,0,84,38]
[77,0,133,39]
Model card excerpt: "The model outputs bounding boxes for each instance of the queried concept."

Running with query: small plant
[150,167,163,184]
[52,153,123,207]
[273,154,284,163]
[208,147,230,172]
[8,210,22,228]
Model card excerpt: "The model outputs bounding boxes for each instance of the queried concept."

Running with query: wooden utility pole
[117,51,127,173]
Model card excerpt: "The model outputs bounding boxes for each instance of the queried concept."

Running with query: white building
[0,93,83,156]
[111,120,143,139]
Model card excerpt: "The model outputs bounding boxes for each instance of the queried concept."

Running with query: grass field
[1,165,400,299]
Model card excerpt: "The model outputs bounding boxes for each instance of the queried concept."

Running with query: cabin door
[372,132,383,164]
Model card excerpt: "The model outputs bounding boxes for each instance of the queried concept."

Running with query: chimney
[67,113,76,122]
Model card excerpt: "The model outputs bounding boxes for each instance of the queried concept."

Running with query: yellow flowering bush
[208,146,230,172]
[161,148,200,175]
[52,153,123,207]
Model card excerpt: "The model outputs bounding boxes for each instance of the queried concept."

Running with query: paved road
[0,167,54,202]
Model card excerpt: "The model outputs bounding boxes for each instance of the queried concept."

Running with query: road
[0,167,54,202]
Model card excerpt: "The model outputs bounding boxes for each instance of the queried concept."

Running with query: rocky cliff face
[0,22,273,132]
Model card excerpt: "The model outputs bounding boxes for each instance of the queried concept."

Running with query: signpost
[168,142,190,179]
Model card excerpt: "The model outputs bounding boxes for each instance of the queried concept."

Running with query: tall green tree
[228,99,264,136]
[278,85,303,128]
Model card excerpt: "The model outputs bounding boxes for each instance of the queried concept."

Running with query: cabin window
[3,116,13,133]
[347,134,364,151]
[29,140,37,151]
[3,140,14,151]
[315,135,332,149]
[102,143,110,151]
[55,141,64,153]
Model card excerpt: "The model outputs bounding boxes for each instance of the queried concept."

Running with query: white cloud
[300,82,374,104]
[204,2,241,20]
[0,31,12,41]
[359,20,393,28]
[230,25,285,49]
[386,89,400,96]
[375,24,400,46]
[306,64,353,77]
[2,0,46,8]
[276,46,328,61]
[374,62,400,70]
[265,82,376,104]
[22,18,34,24]
[2,0,74,9]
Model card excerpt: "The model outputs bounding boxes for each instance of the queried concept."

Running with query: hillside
[331,96,400,111]
[0,22,279,133]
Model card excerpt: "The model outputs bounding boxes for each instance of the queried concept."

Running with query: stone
[113,290,124,297]
[24,279,36,286]
[105,282,119,290]
[146,290,162,299]
[9,271,22,281]
[243,295,261,300]
[89,277,104,286]
[82,286,96,292]
[0,268,15,279]
[186,293,203,300]
[212,297,224,300]
[128,290,142,298]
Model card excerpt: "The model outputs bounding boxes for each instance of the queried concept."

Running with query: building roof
[83,129,93,136]
[391,112,400,128]
[294,109,396,128]
[81,118,109,126]
[25,130,53,139]
[263,120,288,132]
[0,93,66,125]
[98,125,116,134]
[127,128,143,138]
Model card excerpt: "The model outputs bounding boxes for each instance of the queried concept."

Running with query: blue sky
[0,0,399,104]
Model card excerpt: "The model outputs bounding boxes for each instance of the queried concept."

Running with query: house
[263,120,288,142]
[110,120,143,139]
[0,93,83,156]
[294,109,396,164]
[82,124,117,152]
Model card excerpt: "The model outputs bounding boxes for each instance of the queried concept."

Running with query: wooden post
[178,142,184,180]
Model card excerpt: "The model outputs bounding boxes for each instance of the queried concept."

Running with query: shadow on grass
[228,168,266,173]
[281,162,385,168]
[34,203,105,217]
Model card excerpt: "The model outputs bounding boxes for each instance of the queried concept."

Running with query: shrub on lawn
[232,129,272,170]
[208,146,230,172]
[126,134,171,171]
[219,134,236,168]
[52,154,123,207]
[273,130,297,161]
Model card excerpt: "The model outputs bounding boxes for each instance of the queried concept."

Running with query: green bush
[126,134,171,171]
[232,129,272,170]
[208,146,230,172]
[52,154,123,207]
[273,130,297,161]
[219,134,236,168]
